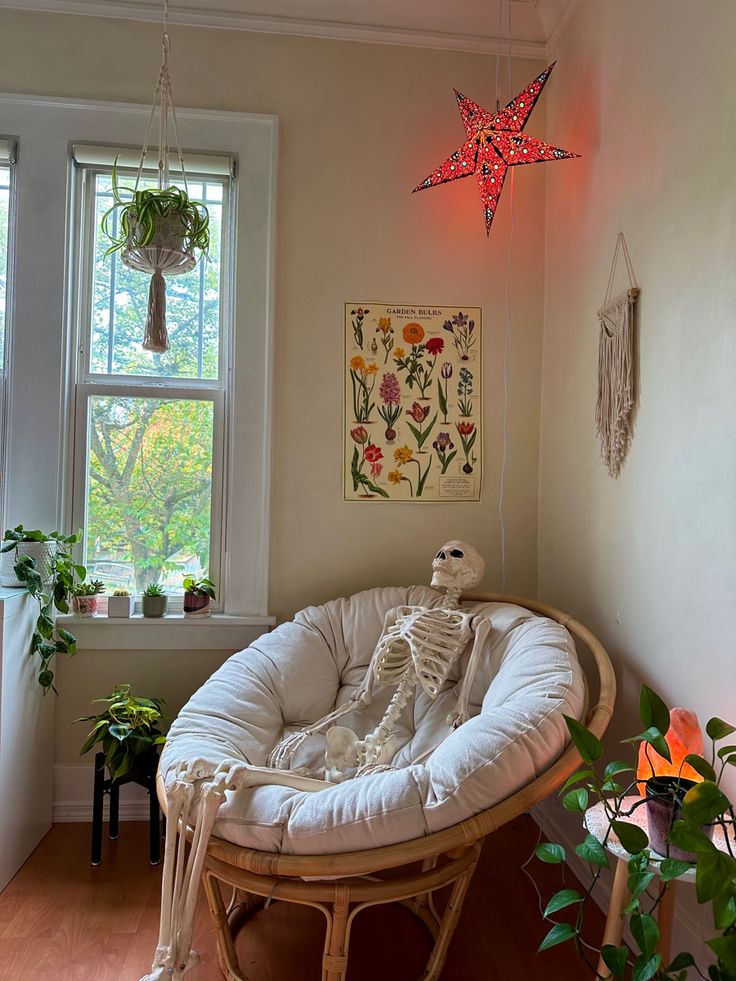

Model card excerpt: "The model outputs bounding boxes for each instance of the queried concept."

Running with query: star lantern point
[413,63,580,235]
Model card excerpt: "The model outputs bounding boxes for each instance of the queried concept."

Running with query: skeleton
[139,540,490,980]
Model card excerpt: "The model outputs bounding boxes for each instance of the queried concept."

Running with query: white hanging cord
[494,0,504,106]
[497,0,514,594]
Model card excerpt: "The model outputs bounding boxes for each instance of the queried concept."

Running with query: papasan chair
[142,541,615,981]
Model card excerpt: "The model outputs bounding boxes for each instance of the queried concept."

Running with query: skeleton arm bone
[446,617,491,729]
[267,606,402,770]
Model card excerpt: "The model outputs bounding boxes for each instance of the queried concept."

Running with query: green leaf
[696,849,736,903]
[560,768,594,793]
[712,890,736,930]
[624,726,672,763]
[575,834,609,868]
[639,685,670,736]
[706,718,736,742]
[627,871,656,902]
[660,858,693,881]
[612,820,649,855]
[537,922,577,952]
[632,953,661,981]
[436,379,447,417]
[535,842,566,864]
[562,788,589,812]
[707,935,736,974]
[605,761,634,780]
[601,945,629,979]
[57,628,77,656]
[108,723,129,742]
[717,744,736,759]
[631,912,659,957]
[682,781,731,825]
[543,888,582,916]
[563,715,603,764]
[684,753,717,783]
[669,821,716,856]
[667,952,696,972]
[112,755,132,782]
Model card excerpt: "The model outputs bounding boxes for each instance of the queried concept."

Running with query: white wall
[537,0,736,956]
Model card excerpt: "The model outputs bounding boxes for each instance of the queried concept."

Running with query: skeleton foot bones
[142,540,487,979]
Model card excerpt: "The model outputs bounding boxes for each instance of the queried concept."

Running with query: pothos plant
[535,685,736,981]
[1,525,83,694]
[75,685,166,783]
[101,164,210,258]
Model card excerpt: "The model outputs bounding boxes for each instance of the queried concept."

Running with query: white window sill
[56,613,276,651]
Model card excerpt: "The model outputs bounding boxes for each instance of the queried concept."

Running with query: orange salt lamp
[637,708,704,795]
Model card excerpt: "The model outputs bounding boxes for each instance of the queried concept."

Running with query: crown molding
[0,0,549,59]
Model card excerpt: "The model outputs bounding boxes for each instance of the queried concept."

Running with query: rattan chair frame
[159,592,616,981]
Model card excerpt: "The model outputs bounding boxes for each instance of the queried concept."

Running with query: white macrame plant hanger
[596,232,640,478]
[124,0,197,354]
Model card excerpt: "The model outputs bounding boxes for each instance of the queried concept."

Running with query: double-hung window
[69,147,234,604]
[0,137,17,530]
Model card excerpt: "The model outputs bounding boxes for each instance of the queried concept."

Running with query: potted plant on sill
[75,684,166,783]
[142,583,167,618]
[183,576,216,617]
[1,524,82,694]
[71,579,105,618]
[0,525,58,587]
[534,685,736,981]
[108,588,135,618]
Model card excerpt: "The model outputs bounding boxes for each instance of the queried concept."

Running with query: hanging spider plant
[101,165,210,259]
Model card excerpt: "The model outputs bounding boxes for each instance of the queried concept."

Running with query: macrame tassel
[143,270,169,353]
[596,290,637,478]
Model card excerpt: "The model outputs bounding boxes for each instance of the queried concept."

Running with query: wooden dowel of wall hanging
[628,288,640,298]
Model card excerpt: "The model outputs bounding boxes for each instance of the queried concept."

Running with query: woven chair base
[201,844,481,981]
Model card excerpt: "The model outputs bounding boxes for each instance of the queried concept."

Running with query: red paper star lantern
[413,62,579,235]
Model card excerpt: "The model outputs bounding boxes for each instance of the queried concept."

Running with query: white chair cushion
[160,587,585,854]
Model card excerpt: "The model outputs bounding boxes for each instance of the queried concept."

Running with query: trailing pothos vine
[534,685,736,981]
[1,525,84,694]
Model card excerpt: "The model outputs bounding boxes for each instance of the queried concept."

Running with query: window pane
[0,164,9,357]
[85,395,214,593]
[90,173,223,379]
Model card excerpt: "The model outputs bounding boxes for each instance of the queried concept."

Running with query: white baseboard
[531,800,708,964]
[53,764,152,822]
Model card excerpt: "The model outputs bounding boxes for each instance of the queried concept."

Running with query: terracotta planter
[73,595,99,618]
[108,594,135,618]
[142,594,168,618]
[0,540,57,587]
[183,592,211,617]
[645,777,713,860]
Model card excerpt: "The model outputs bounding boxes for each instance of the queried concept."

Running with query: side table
[584,798,734,980]
[91,750,162,866]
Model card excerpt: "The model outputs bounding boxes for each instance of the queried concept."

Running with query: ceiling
[0,0,574,56]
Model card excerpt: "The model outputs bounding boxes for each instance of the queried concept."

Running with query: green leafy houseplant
[183,575,216,616]
[71,579,105,618]
[75,685,166,783]
[1,525,82,694]
[535,685,736,980]
[101,167,209,259]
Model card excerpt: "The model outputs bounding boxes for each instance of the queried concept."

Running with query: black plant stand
[91,750,162,866]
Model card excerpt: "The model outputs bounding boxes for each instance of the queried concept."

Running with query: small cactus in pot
[108,588,135,618]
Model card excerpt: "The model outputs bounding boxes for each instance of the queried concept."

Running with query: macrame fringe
[143,270,169,353]
[595,289,637,478]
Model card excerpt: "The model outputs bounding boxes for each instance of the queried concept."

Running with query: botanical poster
[344,303,482,502]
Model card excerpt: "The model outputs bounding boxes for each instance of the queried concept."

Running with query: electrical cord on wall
[496,0,515,593]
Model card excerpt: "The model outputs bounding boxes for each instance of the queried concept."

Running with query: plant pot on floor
[183,592,211,617]
[645,776,714,860]
[142,594,168,618]
[108,594,135,618]
[0,540,57,587]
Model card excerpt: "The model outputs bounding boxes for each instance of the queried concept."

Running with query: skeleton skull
[431,540,485,594]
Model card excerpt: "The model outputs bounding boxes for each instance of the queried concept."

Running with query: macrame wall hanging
[101,0,210,353]
[596,232,640,478]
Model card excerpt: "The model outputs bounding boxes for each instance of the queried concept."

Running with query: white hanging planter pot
[0,540,57,588]
[121,211,197,278]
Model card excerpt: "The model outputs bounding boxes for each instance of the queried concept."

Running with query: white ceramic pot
[108,594,135,618]
[0,540,57,588]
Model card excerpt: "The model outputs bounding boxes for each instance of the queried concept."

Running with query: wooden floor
[0,816,604,980]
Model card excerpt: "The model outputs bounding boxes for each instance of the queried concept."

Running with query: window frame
[0,94,277,620]
[68,161,234,608]
[0,137,18,534]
